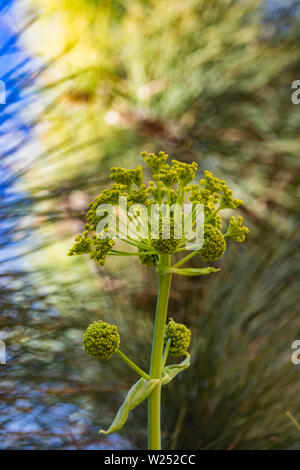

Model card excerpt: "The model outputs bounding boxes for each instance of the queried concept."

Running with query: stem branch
[116,349,150,381]
[162,338,171,370]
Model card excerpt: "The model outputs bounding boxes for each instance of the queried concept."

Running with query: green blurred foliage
[1,0,299,449]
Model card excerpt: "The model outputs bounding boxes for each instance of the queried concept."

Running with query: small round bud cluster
[90,236,115,266]
[150,216,181,254]
[138,246,159,266]
[83,320,120,359]
[164,318,191,357]
[200,224,226,262]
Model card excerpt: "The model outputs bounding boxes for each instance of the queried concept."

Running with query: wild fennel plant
[68,151,249,450]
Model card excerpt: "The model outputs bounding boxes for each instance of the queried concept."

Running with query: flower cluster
[67,231,91,256]
[225,216,250,242]
[142,150,169,174]
[172,160,198,187]
[83,320,120,359]
[86,184,126,230]
[138,246,159,267]
[67,150,249,269]
[90,235,115,266]
[200,224,226,262]
[150,216,182,254]
[164,318,191,357]
[67,230,115,266]
[110,165,143,188]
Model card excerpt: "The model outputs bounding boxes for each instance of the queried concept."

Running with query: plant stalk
[148,253,172,450]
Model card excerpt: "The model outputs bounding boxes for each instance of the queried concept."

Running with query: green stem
[173,249,201,268]
[205,206,221,224]
[110,250,158,256]
[148,254,172,450]
[162,338,171,370]
[116,349,150,381]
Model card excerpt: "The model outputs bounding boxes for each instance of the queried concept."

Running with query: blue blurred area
[0,1,35,155]
[263,0,300,32]
[0,0,38,267]
[0,7,132,448]
[265,0,300,15]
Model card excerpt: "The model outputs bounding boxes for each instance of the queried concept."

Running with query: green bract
[83,320,120,359]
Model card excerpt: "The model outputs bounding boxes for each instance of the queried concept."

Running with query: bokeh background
[0,0,299,450]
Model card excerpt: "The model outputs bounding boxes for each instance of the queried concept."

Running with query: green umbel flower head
[164,318,191,357]
[200,224,226,262]
[67,150,248,270]
[83,320,120,359]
